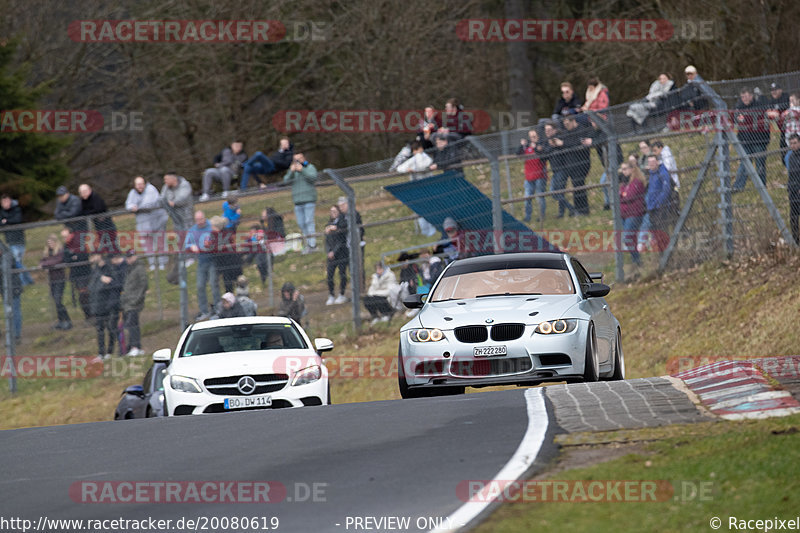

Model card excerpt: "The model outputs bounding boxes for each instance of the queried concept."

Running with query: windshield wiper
[475,292,541,298]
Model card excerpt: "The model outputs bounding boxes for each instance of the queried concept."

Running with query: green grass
[473,414,800,533]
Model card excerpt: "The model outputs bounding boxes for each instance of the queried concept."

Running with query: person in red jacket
[619,161,647,266]
[517,128,549,223]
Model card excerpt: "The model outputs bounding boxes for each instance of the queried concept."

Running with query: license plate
[224,395,272,410]
[473,345,507,357]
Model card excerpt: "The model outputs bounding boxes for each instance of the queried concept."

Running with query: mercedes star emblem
[237,376,256,395]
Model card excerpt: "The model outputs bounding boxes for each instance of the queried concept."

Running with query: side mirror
[583,283,611,298]
[153,348,171,363]
[124,385,145,398]
[589,272,604,282]
[314,338,334,353]
[403,293,426,309]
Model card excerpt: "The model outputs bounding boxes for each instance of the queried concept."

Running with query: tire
[327,381,332,405]
[608,329,625,381]
[398,343,426,399]
[582,322,599,382]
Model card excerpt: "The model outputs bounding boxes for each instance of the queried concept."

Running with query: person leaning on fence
[0,194,30,276]
[786,134,800,245]
[160,172,194,232]
[544,120,576,218]
[363,262,399,325]
[0,246,23,341]
[125,176,169,271]
[61,226,92,320]
[732,87,771,191]
[55,185,87,232]
[278,281,306,324]
[766,82,790,153]
[324,205,348,305]
[200,140,247,201]
[209,215,243,294]
[560,115,593,216]
[283,151,318,253]
[79,184,118,253]
[619,162,647,267]
[120,250,148,356]
[185,210,220,321]
[581,76,610,119]
[517,127,549,223]
[40,233,72,330]
[428,134,462,171]
[781,94,800,162]
[642,154,673,253]
[337,196,366,284]
[88,253,123,359]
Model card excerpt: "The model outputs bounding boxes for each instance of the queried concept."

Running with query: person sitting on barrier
[397,142,437,236]
[626,73,674,128]
[199,140,247,201]
[240,137,294,190]
[552,81,583,120]
[415,105,439,150]
[363,262,399,325]
[440,98,472,140]
[581,76,610,118]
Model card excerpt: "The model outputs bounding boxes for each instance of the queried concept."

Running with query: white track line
[430,387,548,533]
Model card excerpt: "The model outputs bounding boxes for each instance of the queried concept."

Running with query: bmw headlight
[534,319,578,335]
[409,328,446,342]
[170,375,203,393]
[292,365,322,386]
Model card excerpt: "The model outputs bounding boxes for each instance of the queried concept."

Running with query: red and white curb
[672,358,800,420]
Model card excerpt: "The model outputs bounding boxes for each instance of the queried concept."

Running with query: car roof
[189,316,294,331]
[444,252,570,275]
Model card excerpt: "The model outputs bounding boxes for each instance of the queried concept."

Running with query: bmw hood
[418,295,581,329]
[168,350,322,381]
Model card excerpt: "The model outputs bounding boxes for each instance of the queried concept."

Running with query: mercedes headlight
[292,365,322,386]
[169,375,203,393]
[534,319,578,335]
[409,328,446,342]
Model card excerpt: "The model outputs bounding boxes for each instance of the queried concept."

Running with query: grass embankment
[474,414,800,533]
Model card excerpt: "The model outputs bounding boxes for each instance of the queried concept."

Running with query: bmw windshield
[429,267,575,302]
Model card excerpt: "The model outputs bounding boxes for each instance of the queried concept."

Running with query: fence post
[467,137,503,252]
[178,253,188,332]
[1,245,17,394]
[715,131,735,258]
[324,169,362,335]
[501,130,516,217]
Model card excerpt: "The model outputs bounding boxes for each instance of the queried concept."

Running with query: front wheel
[607,329,625,381]
[582,322,599,382]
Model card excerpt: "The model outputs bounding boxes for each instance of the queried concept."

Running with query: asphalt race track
[0,380,704,533]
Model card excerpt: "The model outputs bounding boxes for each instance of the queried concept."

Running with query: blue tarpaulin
[385,170,555,253]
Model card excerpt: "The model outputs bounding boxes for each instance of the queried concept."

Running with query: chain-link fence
[2,70,798,384]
